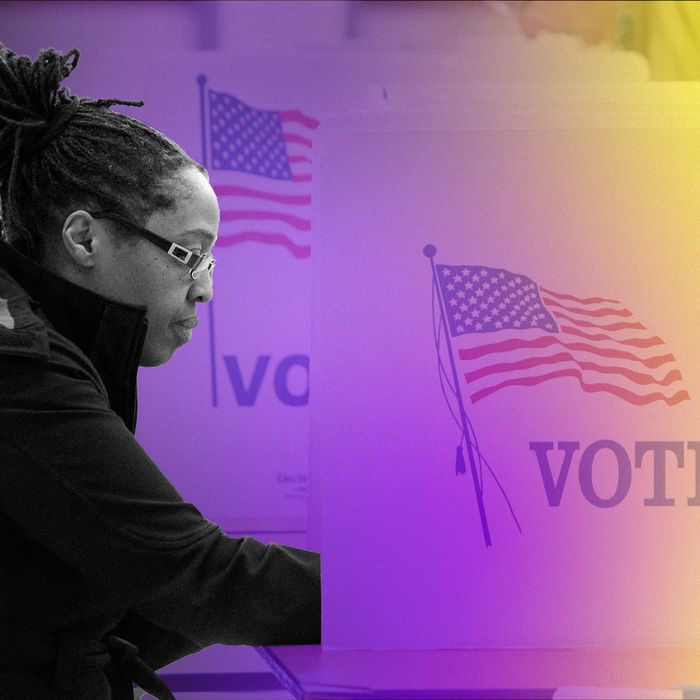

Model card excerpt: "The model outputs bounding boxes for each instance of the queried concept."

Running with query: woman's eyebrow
[179,228,217,245]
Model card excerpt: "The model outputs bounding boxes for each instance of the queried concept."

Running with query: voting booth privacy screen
[310,97,700,649]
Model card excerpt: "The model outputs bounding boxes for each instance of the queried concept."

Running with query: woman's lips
[173,317,198,330]
[171,317,198,343]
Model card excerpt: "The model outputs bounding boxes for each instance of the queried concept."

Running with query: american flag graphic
[205,87,319,259]
[435,264,690,407]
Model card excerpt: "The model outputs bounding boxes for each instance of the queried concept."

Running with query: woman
[0,45,320,699]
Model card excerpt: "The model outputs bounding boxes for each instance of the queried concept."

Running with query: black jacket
[0,240,321,699]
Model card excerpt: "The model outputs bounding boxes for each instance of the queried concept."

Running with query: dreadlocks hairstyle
[0,45,205,261]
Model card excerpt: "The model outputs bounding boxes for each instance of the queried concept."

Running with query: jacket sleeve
[0,343,321,647]
[109,610,204,670]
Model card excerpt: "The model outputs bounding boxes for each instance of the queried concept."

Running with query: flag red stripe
[216,232,310,259]
[292,174,311,183]
[552,310,646,332]
[220,210,310,231]
[559,324,663,348]
[470,368,690,406]
[278,110,320,129]
[213,185,310,205]
[539,287,620,305]
[464,351,682,387]
[458,335,675,369]
[283,133,313,148]
[542,296,632,318]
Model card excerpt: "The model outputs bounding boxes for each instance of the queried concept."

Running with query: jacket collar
[0,240,148,432]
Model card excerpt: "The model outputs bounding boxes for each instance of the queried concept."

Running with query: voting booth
[309,85,700,651]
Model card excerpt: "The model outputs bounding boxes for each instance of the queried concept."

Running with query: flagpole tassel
[455,445,466,475]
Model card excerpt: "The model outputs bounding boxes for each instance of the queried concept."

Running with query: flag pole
[198,74,218,408]
[424,244,492,547]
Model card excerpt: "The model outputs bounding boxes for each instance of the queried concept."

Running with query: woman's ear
[61,210,98,268]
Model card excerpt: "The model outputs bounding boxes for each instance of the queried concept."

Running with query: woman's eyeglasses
[90,211,216,280]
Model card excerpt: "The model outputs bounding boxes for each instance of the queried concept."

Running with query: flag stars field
[203,82,318,259]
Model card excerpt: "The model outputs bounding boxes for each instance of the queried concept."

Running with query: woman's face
[94,167,220,366]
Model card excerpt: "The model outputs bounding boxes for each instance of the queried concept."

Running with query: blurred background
[0,0,659,78]
[2,1,564,53]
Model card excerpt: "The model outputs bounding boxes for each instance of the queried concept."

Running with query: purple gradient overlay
[5,2,698,696]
